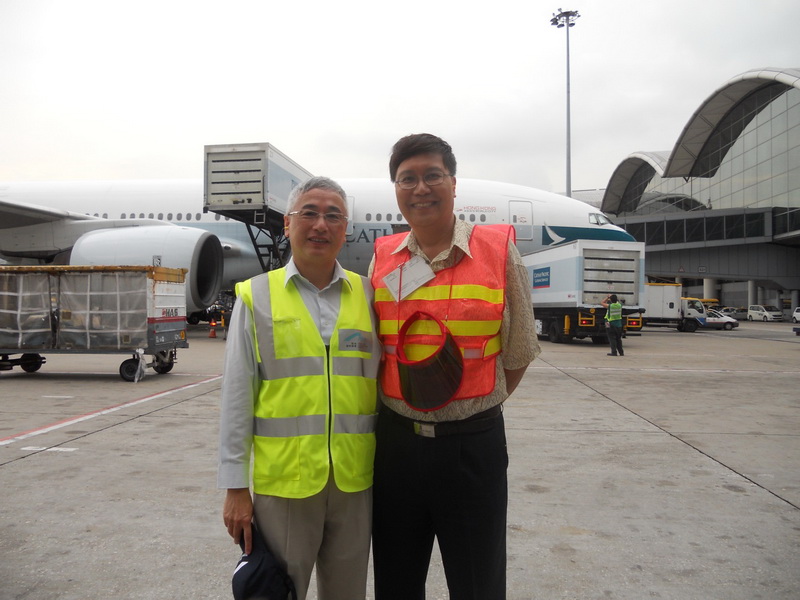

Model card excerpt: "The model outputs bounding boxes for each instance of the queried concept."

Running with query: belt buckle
[413,421,436,438]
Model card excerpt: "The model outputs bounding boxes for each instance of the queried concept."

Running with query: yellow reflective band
[395,334,501,361]
[374,284,504,304]
[379,319,502,336]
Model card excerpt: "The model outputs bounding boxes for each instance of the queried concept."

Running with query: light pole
[551,8,579,198]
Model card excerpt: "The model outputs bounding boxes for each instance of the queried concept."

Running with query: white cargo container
[0,266,188,380]
[203,142,313,215]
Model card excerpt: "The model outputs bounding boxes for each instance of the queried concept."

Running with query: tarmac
[1,320,798,599]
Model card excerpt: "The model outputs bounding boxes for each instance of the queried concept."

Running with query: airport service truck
[524,240,645,344]
[642,283,707,332]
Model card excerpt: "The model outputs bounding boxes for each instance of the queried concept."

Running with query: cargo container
[0,266,187,381]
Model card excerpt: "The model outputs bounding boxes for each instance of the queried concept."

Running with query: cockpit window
[590,213,611,225]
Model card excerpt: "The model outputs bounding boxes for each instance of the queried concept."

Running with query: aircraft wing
[0,197,100,230]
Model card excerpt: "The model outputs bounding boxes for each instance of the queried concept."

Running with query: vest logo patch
[339,330,372,353]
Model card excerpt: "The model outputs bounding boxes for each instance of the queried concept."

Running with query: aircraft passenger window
[176,213,182,221]
[130,213,135,219]
[103,213,108,219]
[469,214,476,222]
[158,213,164,220]
[167,213,173,220]
[139,213,145,219]
[148,213,154,219]
[376,213,382,221]
[366,213,372,222]
[480,214,486,222]
[186,213,192,221]
[215,214,221,221]
[397,214,403,222]
[196,213,201,221]
[387,214,393,222]
[458,214,465,220]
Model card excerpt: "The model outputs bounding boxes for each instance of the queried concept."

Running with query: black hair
[389,133,457,181]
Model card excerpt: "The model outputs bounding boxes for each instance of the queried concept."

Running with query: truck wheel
[20,353,44,373]
[119,358,139,382]
[152,351,175,374]
[683,320,698,333]
[548,322,561,344]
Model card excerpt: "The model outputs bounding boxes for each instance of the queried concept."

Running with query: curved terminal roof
[664,67,800,178]
[601,151,669,215]
[602,68,800,215]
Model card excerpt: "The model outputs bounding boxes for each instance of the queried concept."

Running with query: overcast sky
[0,0,797,194]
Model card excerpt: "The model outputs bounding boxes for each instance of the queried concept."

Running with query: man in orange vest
[370,134,541,599]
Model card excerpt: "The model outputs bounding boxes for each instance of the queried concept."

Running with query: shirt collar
[284,258,351,292]
[390,218,474,260]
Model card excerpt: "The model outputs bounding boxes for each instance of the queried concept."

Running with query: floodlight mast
[550,8,580,198]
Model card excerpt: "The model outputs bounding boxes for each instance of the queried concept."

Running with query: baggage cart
[0,266,188,381]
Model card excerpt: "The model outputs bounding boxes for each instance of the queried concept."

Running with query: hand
[223,488,254,555]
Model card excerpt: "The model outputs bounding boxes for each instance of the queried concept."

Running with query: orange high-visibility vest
[371,225,511,407]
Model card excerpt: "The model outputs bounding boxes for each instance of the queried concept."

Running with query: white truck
[524,240,645,344]
[642,283,708,332]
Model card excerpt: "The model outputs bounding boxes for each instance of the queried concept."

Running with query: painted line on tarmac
[0,375,222,447]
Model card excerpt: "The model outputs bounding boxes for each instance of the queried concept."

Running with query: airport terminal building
[597,67,799,314]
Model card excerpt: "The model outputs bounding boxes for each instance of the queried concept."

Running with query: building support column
[747,281,757,307]
[791,289,799,312]
[703,278,718,303]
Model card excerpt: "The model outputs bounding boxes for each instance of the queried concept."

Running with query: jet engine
[69,226,224,313]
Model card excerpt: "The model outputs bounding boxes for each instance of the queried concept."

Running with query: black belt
[381,404,502,438]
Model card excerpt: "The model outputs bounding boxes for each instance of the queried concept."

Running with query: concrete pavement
[1,321,798,599]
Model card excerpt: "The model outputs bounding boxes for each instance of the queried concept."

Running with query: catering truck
[0,265,188,381]
[524,240,645,344]
[642,283,707,332]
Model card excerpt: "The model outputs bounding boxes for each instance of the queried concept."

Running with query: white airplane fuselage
[0,178,632,307]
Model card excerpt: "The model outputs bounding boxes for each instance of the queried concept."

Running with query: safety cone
[209,319,217,338]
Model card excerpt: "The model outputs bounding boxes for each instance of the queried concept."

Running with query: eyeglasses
[394,171,451,190]
[287,209,349,226]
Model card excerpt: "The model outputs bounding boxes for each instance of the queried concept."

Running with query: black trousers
[607,324,624,355]
[372,409,508,600]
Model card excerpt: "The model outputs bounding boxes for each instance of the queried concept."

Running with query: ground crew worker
[369,133,541,600]
[602,293,625,356]
[218,176,380,600]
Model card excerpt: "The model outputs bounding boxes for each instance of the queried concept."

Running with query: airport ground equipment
[523,240,645,344]
[642,283,708,332]
[203,142,313,273]
[0,266,188,381]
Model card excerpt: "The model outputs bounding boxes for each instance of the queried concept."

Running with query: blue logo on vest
[340,330,372,353]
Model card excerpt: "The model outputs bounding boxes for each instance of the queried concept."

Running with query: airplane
[0,177,634,315]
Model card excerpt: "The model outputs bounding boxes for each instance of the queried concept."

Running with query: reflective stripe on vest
[606,302,622,321]
[237,268,379,497]
[371,225,511,404]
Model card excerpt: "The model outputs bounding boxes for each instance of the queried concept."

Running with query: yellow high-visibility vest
[236,268,379,498]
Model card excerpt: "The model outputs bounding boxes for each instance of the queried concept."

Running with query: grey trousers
[253,474,372,600]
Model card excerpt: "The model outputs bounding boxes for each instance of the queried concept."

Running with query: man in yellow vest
[602,294,625,356]
[369,134,541,599]
[218,176,380,600]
